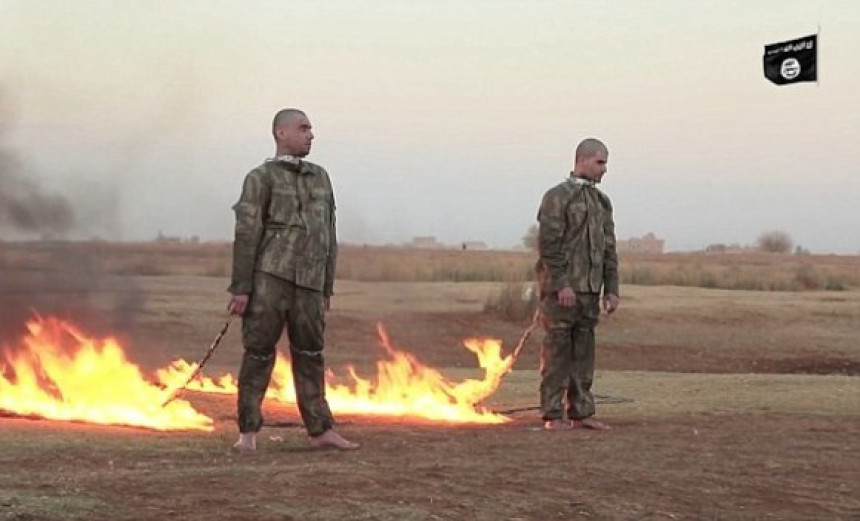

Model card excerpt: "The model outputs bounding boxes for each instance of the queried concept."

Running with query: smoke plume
[0,95,76,238]
[0,91,144,344]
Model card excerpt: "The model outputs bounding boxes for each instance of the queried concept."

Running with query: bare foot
[543,419,572,431]
[571,418,611,431]
[232,433,257,454]
[308,429,360,450]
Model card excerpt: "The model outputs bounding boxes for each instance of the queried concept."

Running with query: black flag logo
[763,34,817,85]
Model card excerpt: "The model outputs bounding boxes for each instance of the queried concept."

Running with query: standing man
[535,138,620,431]
[228,108,358,451]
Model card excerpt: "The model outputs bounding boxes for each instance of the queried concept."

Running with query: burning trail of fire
[0,317,213,431]
[160,324,513,424]
[156,359,237,395]
[2,317,514,431]
[315,324,511,423]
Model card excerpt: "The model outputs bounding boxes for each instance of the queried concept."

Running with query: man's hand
[603,293,620,315]
[557,287,575,308]
[228,294,250,316]
[325,297,332,312]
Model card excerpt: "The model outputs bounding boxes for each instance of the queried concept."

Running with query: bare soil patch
[2,275,859,520]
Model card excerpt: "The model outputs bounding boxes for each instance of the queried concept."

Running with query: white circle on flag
[780,58,801,80]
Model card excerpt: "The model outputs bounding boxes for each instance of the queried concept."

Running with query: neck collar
[268,155,303,172]
[568,175,596,188]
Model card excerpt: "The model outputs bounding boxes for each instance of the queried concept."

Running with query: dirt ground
[2,276,860,520]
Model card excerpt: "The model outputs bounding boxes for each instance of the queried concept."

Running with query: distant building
[410,236,443,249]
[155,230,182,243]
[617,232,665,254]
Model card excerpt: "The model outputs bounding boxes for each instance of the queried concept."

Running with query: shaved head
[272,108,306,137]
[572,137,609,182]
[574,138,608,163]
[271,108,314,157]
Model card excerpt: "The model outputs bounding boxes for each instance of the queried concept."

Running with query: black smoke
[0,91,144,345]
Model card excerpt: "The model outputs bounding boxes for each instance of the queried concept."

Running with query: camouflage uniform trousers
[539,291,601,421]
[237,271,334,436]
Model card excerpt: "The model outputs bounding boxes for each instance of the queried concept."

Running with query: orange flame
[3,317,514,431]
[163,324,512,424]
[155,359,237,395]
[305,324,510,423]
[0,317,213,431]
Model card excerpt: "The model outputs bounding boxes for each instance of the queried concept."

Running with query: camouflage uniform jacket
[536,176,619,297]
[229,159,337,297]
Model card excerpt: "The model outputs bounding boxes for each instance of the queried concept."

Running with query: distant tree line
[524,224,808,255]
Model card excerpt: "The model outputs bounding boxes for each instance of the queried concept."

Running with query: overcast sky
[1,0,858,252]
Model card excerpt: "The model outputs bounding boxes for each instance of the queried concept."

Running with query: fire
[0,317,213,431]
[308,324,510,423]
[156,359,237,395]
[165,324,512,424]
[2,317,515,431]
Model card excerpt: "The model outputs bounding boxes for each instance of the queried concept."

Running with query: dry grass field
[1,242,859,520]
[2,241,860,289]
